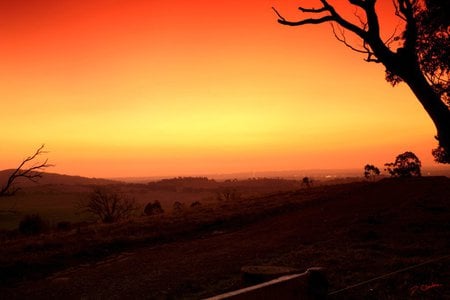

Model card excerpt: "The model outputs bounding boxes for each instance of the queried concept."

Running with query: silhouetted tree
[190,201,202,208]
[363,164,380,180]
[0,145,53,197]
[384,151,422,177]
[273,1,450,163]
[80,187,137,223]
[302,176,312,188]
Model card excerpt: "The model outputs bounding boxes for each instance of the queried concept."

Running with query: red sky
[0,0,443,177]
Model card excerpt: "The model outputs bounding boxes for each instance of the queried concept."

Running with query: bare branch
[330,23,380,63]
[384,23,402,49]
[271,7,285,22]
[0,145,54,196]
[353,7,368,30]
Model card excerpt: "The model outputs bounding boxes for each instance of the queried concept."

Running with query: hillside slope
[0,169,119,187]
[1,177,449,299]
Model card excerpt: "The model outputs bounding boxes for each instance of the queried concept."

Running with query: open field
[0,176,449,299]
[0,174,307,230]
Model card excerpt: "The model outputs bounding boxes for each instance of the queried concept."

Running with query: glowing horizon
[0,0,443,178]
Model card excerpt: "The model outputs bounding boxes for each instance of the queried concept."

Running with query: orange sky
[0,0,443,178]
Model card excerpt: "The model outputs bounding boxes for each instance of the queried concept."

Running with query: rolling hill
[0,169,120,187]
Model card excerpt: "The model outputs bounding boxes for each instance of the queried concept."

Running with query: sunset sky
[0,0,443,178]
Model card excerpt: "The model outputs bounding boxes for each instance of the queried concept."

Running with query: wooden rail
[206,267,328,300]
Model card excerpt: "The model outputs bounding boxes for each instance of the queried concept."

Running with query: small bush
[56,221,72,231]
[144,200,164,216]
[190,201,201,208]
[173,201,185,214]
[216,188,240,201]
[19,214,48,235]
[301,177,312,188]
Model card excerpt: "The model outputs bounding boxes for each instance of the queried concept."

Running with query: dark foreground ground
[1,177,449,299]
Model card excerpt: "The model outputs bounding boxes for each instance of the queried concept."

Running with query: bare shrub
[19,214,48,235]
[81,187,137,223]
[216,188,240,201]
[144,200,164,216]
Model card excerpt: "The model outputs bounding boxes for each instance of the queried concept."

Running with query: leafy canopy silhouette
[384,151,422,177]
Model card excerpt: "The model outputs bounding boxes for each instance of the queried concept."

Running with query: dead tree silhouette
[0,144,53,197]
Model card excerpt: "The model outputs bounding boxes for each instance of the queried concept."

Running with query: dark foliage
[416,0,449,99]
[56,221,72,231]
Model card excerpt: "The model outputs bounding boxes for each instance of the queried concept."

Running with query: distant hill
[115,166,450,183]
[0,169,119,187]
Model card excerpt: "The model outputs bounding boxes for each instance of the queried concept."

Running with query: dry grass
[0,182,353,286]
[1,177,449,299]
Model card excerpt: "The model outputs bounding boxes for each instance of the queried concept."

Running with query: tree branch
[384,23,402,49]
[298,6,328,13]
[273,1,367,39]
[278,15,335,26]
[349,0,366,9]
[330,23,380,63]
[320,0,367,39]
[393,0,407,21]
[397,0,417,52]
[331,23,367,54]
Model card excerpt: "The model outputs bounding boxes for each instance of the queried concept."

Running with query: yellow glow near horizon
[0,0,444,177]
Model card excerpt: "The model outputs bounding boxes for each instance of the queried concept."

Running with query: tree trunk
[402,66,450,156]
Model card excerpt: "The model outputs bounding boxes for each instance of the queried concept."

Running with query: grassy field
[0,177,302,230]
